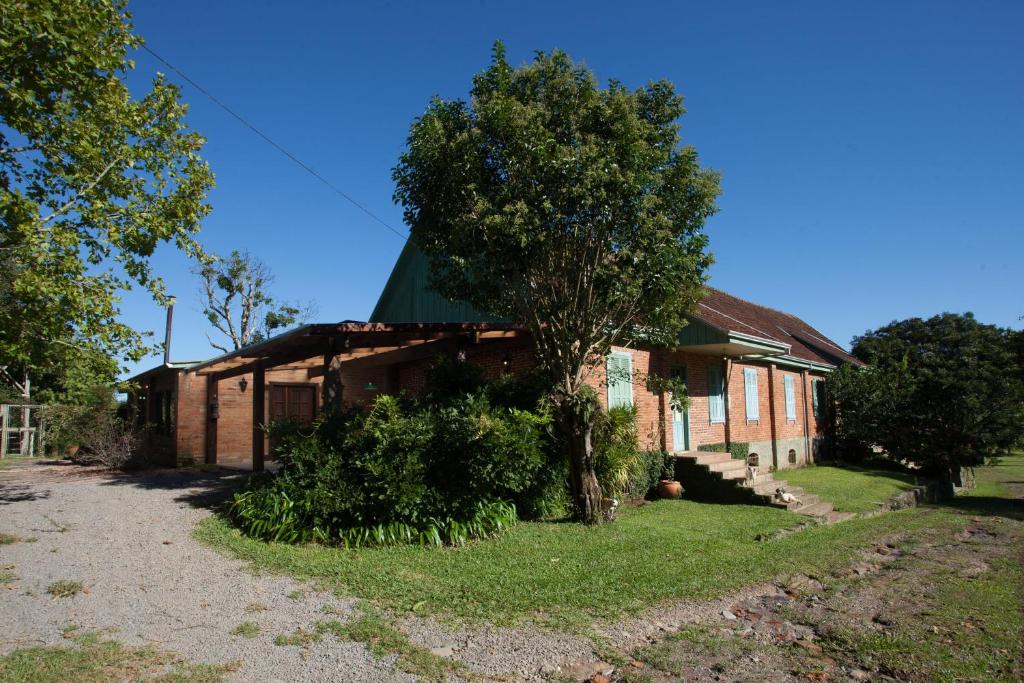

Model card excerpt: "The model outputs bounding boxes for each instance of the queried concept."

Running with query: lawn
[197,493,964,631]
[0,631,233,682]
[778,461,921,513]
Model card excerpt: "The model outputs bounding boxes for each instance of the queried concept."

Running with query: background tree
[393,44,720,522]
[0,0,214,395]
[828,313,1024,495]
[196,250,316,352]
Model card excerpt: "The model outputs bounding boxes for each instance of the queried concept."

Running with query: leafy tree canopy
[393,43,720,521]
[830,313,1024,491]
[0,0,214,392]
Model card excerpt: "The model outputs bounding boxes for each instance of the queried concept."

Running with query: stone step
[707,459,747,474]
[794,500,834,517]
[688,451,733,466]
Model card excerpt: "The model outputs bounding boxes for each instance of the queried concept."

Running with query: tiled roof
[695,288,863,367]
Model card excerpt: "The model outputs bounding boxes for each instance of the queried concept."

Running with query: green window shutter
[607,352,633,409]
[708,365,725,423]
[784,375,796,421]
[743,367,759,420]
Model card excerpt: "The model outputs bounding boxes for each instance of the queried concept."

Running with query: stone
[429,646,454,658]
[722,610,738,620]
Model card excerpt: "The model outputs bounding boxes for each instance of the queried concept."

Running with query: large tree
[393,44,720,522]
[0,0,214,393]
[196,250,315,352]
[829,313,1024,493]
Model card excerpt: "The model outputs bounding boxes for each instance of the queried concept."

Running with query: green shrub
[593,406,641,498]
[231,380,556,547]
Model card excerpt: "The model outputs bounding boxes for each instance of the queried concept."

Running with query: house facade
[129,244,859,471]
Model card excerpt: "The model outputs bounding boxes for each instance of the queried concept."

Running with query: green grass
[0,570,16,583]
[229,621,260,638]
[316,604,469,681]
[819,460,1024,681]
[197,494,963,630]
[778,462,920,513]
[46,580,83,598]
[0,635,234,682]
[273,628,319,647]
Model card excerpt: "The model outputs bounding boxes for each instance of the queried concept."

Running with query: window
[743,367,759,420]
[708,365,725,423]
[812,379,827,419]
[788,448,797,464]
[783,375,797,421]
[606,352,634,409]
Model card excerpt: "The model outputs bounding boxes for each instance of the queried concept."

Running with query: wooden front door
[268,385,317,457]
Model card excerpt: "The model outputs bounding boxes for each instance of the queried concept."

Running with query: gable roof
[693,288,862,368]
[370,243,859,369]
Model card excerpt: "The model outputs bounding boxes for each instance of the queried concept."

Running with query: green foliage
[831,313,1024,484]
[593,406,641,498]
[46,580,83,598]
[0,0,214,380]
[195,250,314,353]
[392,42,720,522]
[698,442,750,461]
[229,372,556,546]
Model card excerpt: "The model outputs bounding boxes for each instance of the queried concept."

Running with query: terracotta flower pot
[658,479,683,499]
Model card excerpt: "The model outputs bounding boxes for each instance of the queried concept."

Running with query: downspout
[801,369,812,463]
[767,363,778,469]
[722,356,732,450]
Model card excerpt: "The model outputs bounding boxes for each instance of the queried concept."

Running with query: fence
[0,404,44,458]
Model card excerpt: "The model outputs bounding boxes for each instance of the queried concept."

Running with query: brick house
[129,244,860,471]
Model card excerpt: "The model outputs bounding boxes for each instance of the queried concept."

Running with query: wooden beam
[339,337,457,372]
[252,359,265,473]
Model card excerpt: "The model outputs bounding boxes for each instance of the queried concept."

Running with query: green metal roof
[370,242,506,323]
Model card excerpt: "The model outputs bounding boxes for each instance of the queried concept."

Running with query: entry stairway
[672,450,854,523]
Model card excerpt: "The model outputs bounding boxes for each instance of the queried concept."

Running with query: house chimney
[164,304,174,365]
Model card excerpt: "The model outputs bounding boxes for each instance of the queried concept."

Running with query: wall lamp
[238,377,248,392]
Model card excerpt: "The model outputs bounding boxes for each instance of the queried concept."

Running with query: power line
[139,43,408,242]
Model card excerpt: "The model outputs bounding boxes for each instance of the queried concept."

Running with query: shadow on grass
[940,495,1024,521]
[98,468,248,511]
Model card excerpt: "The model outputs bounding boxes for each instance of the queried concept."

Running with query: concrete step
[794,500,834,517]
[688,452,733,466]
[707,459,746,474]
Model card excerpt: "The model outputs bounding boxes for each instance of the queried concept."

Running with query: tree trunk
[557,400,602,524]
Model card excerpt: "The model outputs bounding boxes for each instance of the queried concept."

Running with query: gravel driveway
[0,462,591,681]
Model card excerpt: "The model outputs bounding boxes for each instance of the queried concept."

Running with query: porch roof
[187,321,526,379]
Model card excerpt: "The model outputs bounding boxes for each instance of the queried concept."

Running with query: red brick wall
[174,372,207,465]
[725,361,774,446]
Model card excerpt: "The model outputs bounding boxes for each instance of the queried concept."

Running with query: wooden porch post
[252,359,265,472]
[205,374,218,465]
[801,369,812,463]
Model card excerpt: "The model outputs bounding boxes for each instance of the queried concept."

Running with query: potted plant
[657,459,683,499]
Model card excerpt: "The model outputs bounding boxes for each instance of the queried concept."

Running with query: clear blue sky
[120,0,1023,376]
